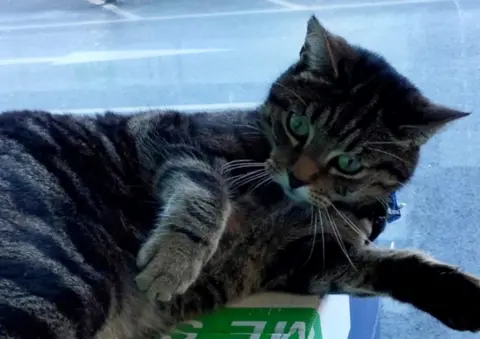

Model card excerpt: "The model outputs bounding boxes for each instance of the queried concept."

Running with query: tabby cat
[0,15,478,339]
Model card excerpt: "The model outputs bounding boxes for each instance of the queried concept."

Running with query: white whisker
[302,206,317,267]
[319,210,326,272]
[325,209,357,271]
[365,147,412,166]
[330,204,372,245]
[243,124,265,134]
[230,170,270,189]
[221,162,265,173]
[376,196,389,211]
[246,176,272,195]
[221,159,259,168]
[227,168,264,185]
[226,169,264,182]
[229,122,265,136]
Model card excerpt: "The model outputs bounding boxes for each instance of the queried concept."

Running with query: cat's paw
[134,231,216,302]
[431,270,480,332]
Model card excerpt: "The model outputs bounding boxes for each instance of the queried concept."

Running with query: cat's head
[262,15,469,208]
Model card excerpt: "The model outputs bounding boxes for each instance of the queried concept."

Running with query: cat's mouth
[283,186,331,208]
[271,171,331,207]
[271,171,306,202]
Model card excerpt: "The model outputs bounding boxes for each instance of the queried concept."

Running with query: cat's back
[0,109,129,169]
[0,110,160,338]
[0,109,158,252]
[0,110,139,223]
[0,110,95,225]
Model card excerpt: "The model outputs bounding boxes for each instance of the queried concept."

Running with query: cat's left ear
[300,15,355,78]
[399,103,470,145]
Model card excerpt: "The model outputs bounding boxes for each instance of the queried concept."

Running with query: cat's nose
[287,171,307,189]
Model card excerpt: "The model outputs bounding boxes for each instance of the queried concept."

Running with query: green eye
[288,113,310,137]
[335,154,363,174]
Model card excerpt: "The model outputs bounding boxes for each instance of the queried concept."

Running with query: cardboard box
[162,293,352,339]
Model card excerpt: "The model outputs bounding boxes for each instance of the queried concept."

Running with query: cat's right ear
[300,16,354,78]
[398,102,470,146]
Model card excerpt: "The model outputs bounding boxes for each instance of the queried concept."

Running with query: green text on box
[160,307,322,339]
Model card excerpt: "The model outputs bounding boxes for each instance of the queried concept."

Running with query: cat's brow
[273,82,306,106]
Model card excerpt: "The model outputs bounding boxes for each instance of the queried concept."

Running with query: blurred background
[1,0,479,338]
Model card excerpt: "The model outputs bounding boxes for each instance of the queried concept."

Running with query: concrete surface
[1,0,480,338]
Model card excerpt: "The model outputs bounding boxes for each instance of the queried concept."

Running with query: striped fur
[1,15,479,339]
[0,108,269,338]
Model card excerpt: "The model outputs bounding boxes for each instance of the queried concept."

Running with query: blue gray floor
[1,0,480,338]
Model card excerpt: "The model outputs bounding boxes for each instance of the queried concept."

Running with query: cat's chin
[282,186,331,209]
[283,187,309,204]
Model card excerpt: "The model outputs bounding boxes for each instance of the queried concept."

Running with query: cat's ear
[399,103,470,145]
[300,15,354,77]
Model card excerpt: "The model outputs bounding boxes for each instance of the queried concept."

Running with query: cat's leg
[278,205,480,332]
[328,247,480,332]
[135,146,231,302]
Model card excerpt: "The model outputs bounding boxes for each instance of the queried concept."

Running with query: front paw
[134,230,216,302]
[429,270,480,332]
